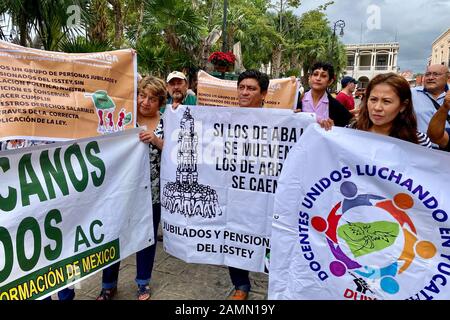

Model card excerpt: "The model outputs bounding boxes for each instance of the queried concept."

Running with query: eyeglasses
[424,72,447,78]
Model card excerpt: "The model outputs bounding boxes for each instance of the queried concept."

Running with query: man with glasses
[412,64,450,136]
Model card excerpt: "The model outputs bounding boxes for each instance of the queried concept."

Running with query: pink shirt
[302,90,329,121]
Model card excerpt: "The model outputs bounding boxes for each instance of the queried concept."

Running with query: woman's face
[367,83,404,132]
[137,87,160,117]
[308,68,333,92]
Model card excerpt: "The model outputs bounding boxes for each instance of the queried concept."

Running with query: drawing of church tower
[162,107,222,219]
[176,108,198,185]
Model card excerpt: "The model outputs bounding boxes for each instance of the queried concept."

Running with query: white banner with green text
[0,128,153,300]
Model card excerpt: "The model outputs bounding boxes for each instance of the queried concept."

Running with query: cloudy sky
[294,0,450,73]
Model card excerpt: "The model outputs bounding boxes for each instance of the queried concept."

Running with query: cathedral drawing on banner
[176,109,199,185]
[162,108,222,219]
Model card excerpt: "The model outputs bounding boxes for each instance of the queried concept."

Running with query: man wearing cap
[336,76,357,111]
[166,71,197,110]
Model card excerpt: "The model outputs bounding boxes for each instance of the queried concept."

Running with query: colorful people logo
[85,90,132,133]
[311,181,437,295]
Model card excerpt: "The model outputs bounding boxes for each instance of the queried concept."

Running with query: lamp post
[221,0,228,53]
[217,0,229,79]
[333,20,345,38]
[330,20,345,60]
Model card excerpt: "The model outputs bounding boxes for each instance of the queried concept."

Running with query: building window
[376,55,388,66]
[347,56,354,66]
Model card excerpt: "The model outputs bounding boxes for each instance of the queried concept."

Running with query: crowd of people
[94,62,448,300]
[1,60,449,300]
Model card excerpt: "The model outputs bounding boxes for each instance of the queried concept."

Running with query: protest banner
[0,40,136,141]
[269,124,450,300]
[196,70,299,109]
[160,105,315,272]
[0,128,153,300]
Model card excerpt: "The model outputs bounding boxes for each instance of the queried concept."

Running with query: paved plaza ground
[72,238,268,300]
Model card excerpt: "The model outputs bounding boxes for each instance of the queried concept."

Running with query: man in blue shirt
[412,64,449,135]
[427,90,450,150]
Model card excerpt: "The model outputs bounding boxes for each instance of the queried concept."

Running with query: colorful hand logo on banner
[312,181,437,295]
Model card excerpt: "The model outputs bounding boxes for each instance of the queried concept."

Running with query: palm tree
[0,0,35,46]
[134,0,204,73]
[205,0,278,72]
[89,0,109,43]
[59,36,112,53]
[1,0,89,50]
[107,0,124,47]
[143,0,203,53]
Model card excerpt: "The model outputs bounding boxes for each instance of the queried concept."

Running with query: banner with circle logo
[269,124,450,300]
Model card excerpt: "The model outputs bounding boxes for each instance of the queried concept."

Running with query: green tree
[1,0,89,50]
[201,0,278,72]
[295,8,346,87]
[269,0,302,77]
[0,0,346,81]
[88,0,109,43]
[0,0,34,46]
[134,0,204,74]
[58,36,112,53]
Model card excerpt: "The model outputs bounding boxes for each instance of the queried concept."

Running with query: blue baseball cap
[341,76,357,87]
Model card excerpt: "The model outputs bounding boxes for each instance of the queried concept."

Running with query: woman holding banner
[297,62,353,129]
[96,76,165,300]
[350,73,431,147]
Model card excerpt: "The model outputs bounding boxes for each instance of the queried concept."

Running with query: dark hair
[237,69,269,92]
[355,73,418,144]
[310,62,335,81]
[138,76,167,106]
